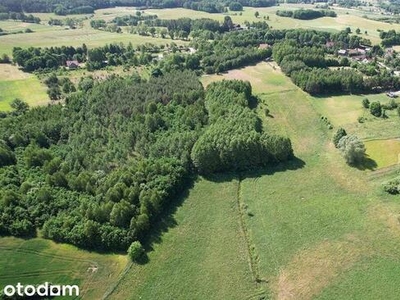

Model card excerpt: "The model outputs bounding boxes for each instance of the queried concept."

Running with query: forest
[0,70,292,252]
[271,29,400,95]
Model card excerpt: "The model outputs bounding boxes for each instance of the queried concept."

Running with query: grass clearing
[309,92,400,141]
[0,66,49,111]
[365,139,400,168]
[0,237,127,300]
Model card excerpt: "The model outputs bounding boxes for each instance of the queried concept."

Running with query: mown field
[0,237,127,299]
[0,64,49,111]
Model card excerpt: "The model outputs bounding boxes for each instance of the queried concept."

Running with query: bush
[362,98,370,108]
[383,177,400,194]
[128,241,144,262]
[337,134,365,165]
[370,101,382,117]
[332,127,347,148]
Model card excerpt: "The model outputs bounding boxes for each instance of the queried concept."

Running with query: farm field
[0,25,184,56]
[0,64,49,111]
[0,237,127,300]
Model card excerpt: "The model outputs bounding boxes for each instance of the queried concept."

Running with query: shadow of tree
[203,156,306,183]
[140,177,197,261]
[354,155,378,171]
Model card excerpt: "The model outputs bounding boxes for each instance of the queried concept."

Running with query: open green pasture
[309,93,400,140]
[0,64,49,111]
[0,237,127,299]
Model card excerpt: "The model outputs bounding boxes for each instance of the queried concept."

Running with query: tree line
[191,80,293,174]
[276,9,336,20]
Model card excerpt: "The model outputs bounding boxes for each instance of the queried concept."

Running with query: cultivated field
[0,64,49,111]
[0,237,127,299]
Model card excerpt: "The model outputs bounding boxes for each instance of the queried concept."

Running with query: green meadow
[0,64,49,111]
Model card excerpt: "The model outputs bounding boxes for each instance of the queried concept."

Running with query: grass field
[109,178,259,300]
[0,27,183,56]
[200,62,400,300]
[316,257,400,300]
[0,237,127,299]
[0,64,49,111]
[365,139,400,168]
[2,5,400,298]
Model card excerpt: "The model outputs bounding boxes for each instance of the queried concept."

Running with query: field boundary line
[102,261,133,300]
[235,174,268,298]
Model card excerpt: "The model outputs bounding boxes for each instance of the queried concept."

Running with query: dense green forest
[0,70,292,251]
[271,29,400,95]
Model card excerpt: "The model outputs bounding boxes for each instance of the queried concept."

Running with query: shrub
[128,241,144,262]
[332,127,347,148]
[362,98,370,108]
[370,101,382,117]
[383,177,400,195]
[337,134,365,165]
